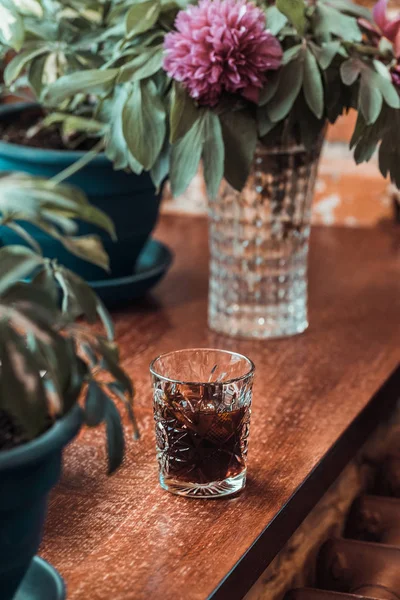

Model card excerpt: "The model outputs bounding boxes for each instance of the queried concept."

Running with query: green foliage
[0,173,137,473]
[265,5,288,36]
[276,0,306,35]
[125,0,161,37]
[267,52,304,122]
[220,110,258,191]
[313,2,362,43]
[303,47,324,119]
[0,0,400,197]
[122,78,166,170]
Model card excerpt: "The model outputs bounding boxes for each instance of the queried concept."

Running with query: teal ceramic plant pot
[0,103,162,281]
[0,405,83,600]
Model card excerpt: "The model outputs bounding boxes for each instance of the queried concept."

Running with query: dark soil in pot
[0,410,52,451]
[0,411,30,450]
[0,106,99,151]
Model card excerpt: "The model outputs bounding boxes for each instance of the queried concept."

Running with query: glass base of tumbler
[208,297,308,340]
[159,470,246,498]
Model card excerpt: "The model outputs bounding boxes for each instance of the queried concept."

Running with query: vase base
[208,302,308,340]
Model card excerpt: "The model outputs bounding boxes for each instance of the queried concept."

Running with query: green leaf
[0,4,24,51]
[283,44,302,65]
[150,137,169,190]
[378,36,394,55]
[169,81,200,143]
[2,280,59,326]
[4,221,42,254]
[45,69,119,104]
[359,78,382,125]
[54,266,98,322]
[0,323,48,439]
[340,58,361,86]
[62,345,86,414]
[326,0,371,20]
[4,44,48,86]
[276,0,306,35]
[39,113,105,137]
[28,53,48,98]
[303,48,324,119]
[96,297,114,341]
[373,60,391,81]
[309,41,341,70]
[122,79,166,170]
[378,108,400,187]
[106,380,139,440]
[125,0,160,37]
[13,0,43,17]
[349,103,391,168]
[267,53,304,122]
[368,68,400,110]
[314,3,362,42]
[258,71,280,106]
[0,246,43,295]
[354,133,378,162]
[0,173,115,249]
[101,86,143,173]
[295,94,326,152]
[202,112,224,199]
[170,114,205,196]
[265,5,288,35]
[220,110,257,191]
[104,396,125,474]
[117,47,163,83]
[349,110,367,149]
[97,338,133,397]
[61,235,110,271]
[257,106,277,137]
[32,264,58,306]
[85,381,107,426]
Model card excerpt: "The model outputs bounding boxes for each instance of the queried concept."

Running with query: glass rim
[149,348,255,386]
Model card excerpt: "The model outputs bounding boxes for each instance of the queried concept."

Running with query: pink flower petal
[383,17,400,40]
[241,85,260,103]
[373,0,389,31]
[163,0,282,107]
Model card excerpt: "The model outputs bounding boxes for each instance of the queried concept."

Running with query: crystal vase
[208,136,324,339]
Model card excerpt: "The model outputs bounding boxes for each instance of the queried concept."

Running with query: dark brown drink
[154,390,250,484]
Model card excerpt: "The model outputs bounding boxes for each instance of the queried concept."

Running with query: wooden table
[41,216,400,600]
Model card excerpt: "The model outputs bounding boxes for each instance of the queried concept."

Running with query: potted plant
[0,172,137,600]
[0,0,168,282]
[1,0,399,337]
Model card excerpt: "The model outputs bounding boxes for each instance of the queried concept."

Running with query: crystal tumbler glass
[150,348,255,498]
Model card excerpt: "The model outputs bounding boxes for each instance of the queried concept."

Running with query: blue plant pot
[0,404,83,600]
[0,104,162,281]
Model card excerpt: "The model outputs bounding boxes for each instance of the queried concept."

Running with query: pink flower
[373,0,400,56]
[163,0,282,106]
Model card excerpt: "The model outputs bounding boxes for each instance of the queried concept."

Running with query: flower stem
[343,41,392,59]
[50,138,105,186]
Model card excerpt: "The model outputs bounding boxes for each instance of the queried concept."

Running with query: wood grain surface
[40,216,400,600]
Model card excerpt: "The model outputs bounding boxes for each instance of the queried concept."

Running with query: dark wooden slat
[41,216,400,600]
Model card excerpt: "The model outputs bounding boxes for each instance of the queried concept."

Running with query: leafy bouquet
[1,0,400,196]
[0,172,137,472]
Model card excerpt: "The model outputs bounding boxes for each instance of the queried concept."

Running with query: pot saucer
[15,556,65,600]
[89,238,173,307]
